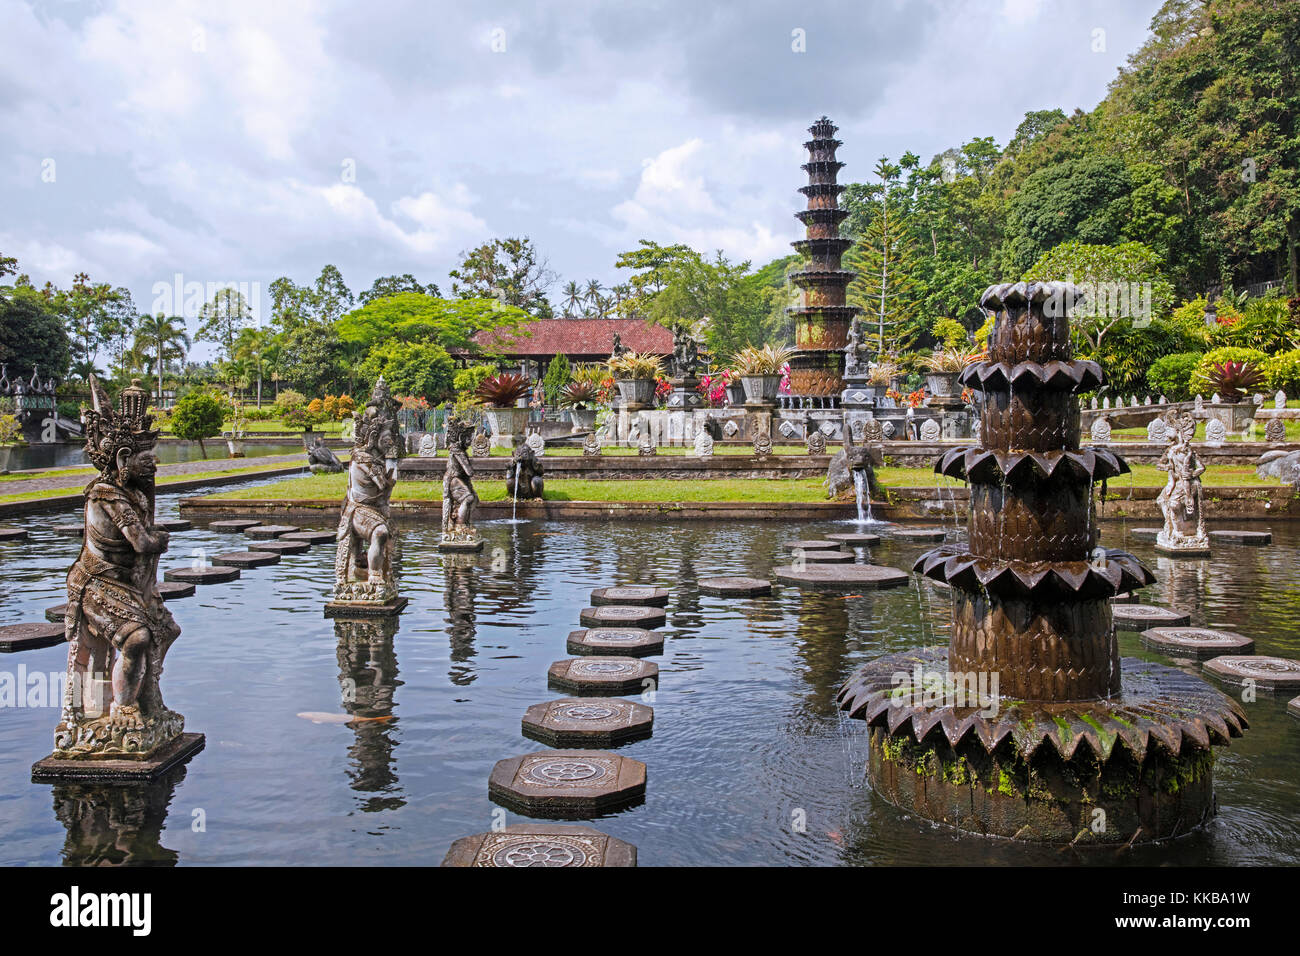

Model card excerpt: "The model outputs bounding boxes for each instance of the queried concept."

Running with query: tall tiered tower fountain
[787,116,859,398]
[837,282,1247,844]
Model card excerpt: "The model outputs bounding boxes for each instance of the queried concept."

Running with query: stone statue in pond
[333,377,403,606]
[305,433,344,473]
[441,415,482,548]
[54,378,184,759]
[1155,412,1209,554]
[506,441,544,499]
[825,426,881,500]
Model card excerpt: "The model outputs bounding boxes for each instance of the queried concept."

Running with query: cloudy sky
[2,0,1161,349]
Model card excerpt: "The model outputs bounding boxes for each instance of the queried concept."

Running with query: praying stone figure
[440,415,483,552]
[1156,414,1209,556]
[306,433,344,473]
[506,442,544,500]
[843,316,865,378]
[36,378,200,774]
[328,377,406,614]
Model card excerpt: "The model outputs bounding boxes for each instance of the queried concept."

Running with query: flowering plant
[654,377,672,407]
[905,389,926,408]
[696,370,731,408]
[779,363,792,395]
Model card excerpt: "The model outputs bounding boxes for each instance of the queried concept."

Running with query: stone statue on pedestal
[440,415,484,552]
[506,442,545,499]
[1156,413,1209,555]
[329,377,406,613]
[843,316,865,378]
[39,378,197,771]
[306,433,344,473]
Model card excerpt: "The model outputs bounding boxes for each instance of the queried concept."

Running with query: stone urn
[616,378,656,408]
[487,406,530,448]
[224,432,245,458]
[725,382,746,407]
[925,372,960,399]
[568,407,597,433]
[740,374,781,405]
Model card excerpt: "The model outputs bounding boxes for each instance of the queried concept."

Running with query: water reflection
[441,554,478,685]
[334,618,404,812]
[51,766,187,866]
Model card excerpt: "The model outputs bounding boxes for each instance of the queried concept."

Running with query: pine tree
[542,352,571,405]
[847,158,922,357]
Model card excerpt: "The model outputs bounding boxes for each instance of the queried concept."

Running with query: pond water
[0,486,1297,866]
[1,442,308,470]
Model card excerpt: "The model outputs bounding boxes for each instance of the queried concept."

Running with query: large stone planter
[616,378,656,409]
[740,374,781,405]
[725,383,746,407]
[925,372,960,399]
[225,434,246,458]
[568,407,597,433]
[487,406,530,449]
[1203,400,1259,435]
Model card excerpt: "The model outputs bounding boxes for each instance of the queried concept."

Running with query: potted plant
[607,351,663,408]
[560,381,601,432]
[920,346,987,398]
[721,370,746,406]
[863,361,899,401]
[474,373,533,447]
[734,343,795,404]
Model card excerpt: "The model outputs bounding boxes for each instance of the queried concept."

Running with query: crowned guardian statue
[440,415,484,551]
[327,377,407,615]
[1155,412,1210,555]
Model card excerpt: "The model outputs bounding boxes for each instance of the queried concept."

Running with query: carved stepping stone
[791,549,854,564]
[782,539,841,551]
[589,586,669,608]
[282,530,336,545]
[1208,530,1272,546]
[165,565,240,584]
[698,576,771,597]
[1111,604,1191,630]
[1204,655,1300,692]
[567,628,663,657]
[43,605,63,623]
[1129,528,1161,541]
[887,527,947,541]
[825,532,882,546]
[0,527,29,542]
[158,580,196,600]
[1110,592,1140,603]
[548,657,658,696]
[773,564,909,591]
[0,622,65,652]
[489,750,646,817]
[441,824,637,867]
[214,551,280,569]
[579,605,666,629]
[521,698,654,747]
[1140,627,1255,660]
[1289,696,1300,720]
[156,519,192,532]
[244,524,299,539]
[209,519,260,533]
[52,524,83,537]
[254,538,311,555]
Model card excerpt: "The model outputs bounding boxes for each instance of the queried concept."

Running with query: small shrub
[1146,352,1203,401]
[1260,349,1300,398]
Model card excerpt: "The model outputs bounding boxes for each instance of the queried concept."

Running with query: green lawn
[1111,419,1300,441]
[0,461,306,506]
[0,466,94,483]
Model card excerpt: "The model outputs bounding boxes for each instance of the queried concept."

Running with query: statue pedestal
[324,596,409,618]
[437,537,485,554]
[1155,539,1212,558]
[32,732,205,783]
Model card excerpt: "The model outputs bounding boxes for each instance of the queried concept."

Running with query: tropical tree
[449,237,556,318]
[561,281,583,317]
[134,313,190,402]
[846,158,923,355]
[196,286,254,372]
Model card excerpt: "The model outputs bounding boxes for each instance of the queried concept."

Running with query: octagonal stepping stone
[1112,604,1191,630]
[0,622,66,652]
[254,538,311,556]
[1110,592,1141,603]
[441,824,636,868]
[698,576,771,597]
[156,519,192,532]
[214,551,280,569]
[44,604,65,623]
[1204,655,1300,692]
[282,530,336,545]
[158,580,196,600]
[773,563,909,591]
[589,586,669,608]
[489,750,646,818]
[521,697,654,747]
[1129,528,1161,541]
[790,549,854,564]
[1289,696,1300,720]
[887,527,947,542]
[567,628,663,658]
[548,657,658,696]
[825,532,882,546]
[1140,627,1255,660]
[209,519,260,533]
[1209,529,1271,546]
[0,527,29,542]
[52,524,83,537]
[245,524,299,539]
[165,565,240,585]
[782,539,841,552]
[579,605,666,629]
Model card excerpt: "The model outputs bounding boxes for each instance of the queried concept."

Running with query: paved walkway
[1,452,306,497]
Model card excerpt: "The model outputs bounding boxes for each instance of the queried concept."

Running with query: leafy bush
[974,315,995,347]
[1146,352,1203,401]
[170,391,226,458]
[453,363,498,396]
[273,389,307,416]
[1260,349,1300,398]
[931,317,968,348]
[359,341,456,402]
[0,413,22,444]
[1212,295,1296,353]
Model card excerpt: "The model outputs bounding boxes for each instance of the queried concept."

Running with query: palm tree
[561,281,583,318]
[233,326,274,407]
[583,279,605,317]
[133,313,190,402]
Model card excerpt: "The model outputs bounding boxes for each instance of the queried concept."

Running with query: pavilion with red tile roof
[456,317,673,373]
